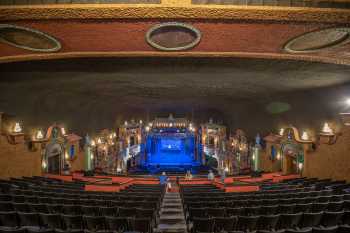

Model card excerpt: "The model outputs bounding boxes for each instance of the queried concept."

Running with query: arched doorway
[281,143,304,175]
[45,142,64,174]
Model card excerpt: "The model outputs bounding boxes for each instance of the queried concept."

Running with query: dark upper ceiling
[1,57,350,137]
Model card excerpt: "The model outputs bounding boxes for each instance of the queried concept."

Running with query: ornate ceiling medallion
[146,22,201,51]
[0,24,61,52]
[284,27,350,53]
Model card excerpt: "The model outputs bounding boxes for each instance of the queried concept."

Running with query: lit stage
[143,130,201,173]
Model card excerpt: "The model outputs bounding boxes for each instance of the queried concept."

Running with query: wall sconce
[90,140,96,147]
[279,128,284,136]
[301,131,309,141]
[42,160,47,169]
[8,122,25,144]
[139,120,143,124]
[145,126,150,132]
[36,130,44,140]
[276,152,281,160]
[97,138,102,144]
[319,122,336,145]
[298,162,303,171]
[13,122,22,133]
[321,122,333,134]
[124,121,128,126]
[61,127,66,136]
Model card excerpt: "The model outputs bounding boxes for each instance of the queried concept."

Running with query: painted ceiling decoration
[0,24,61,52]
[146,22,201,51]
[284,27,350,53]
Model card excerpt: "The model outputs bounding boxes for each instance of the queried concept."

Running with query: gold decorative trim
[0,51,349,66]
[0,4,350,23]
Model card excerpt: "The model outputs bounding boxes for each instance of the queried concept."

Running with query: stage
[143,130,201,173]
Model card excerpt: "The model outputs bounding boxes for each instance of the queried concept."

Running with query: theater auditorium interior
[1,1,350,233]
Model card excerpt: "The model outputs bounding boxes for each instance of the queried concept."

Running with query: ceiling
[1,57,350,137]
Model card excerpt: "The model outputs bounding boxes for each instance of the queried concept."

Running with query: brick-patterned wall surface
[0,135,42,179]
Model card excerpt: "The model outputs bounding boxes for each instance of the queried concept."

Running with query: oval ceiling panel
[284,27,350,53]
[146,22,201,51]
[0,24,61,52]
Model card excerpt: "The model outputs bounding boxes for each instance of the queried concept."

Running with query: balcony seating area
[180,177,350,233]
[0,176,164,233]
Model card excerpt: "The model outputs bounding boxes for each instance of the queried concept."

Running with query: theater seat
[0,211,19,230]
[285,229,312,233]
[0,229,26,233]
[40,213,63,230]
[213,216,237,232]
[311,226,338,233]
[18,212,42,232]
[105,216,130,232]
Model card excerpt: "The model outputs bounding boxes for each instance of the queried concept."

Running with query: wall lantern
[319,122,336,144]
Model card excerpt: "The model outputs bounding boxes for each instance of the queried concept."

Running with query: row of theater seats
[180,178,350,233]
[0,211,153,233]
[0,176,166,233]
[190,211,350,233]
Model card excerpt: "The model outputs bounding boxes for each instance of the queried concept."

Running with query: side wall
[304,127,350,182]
[0,135,42,179]
[0,135,85,179]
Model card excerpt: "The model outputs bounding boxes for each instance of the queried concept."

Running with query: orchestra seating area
[181,178,350,233]
[0,176,164,233]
